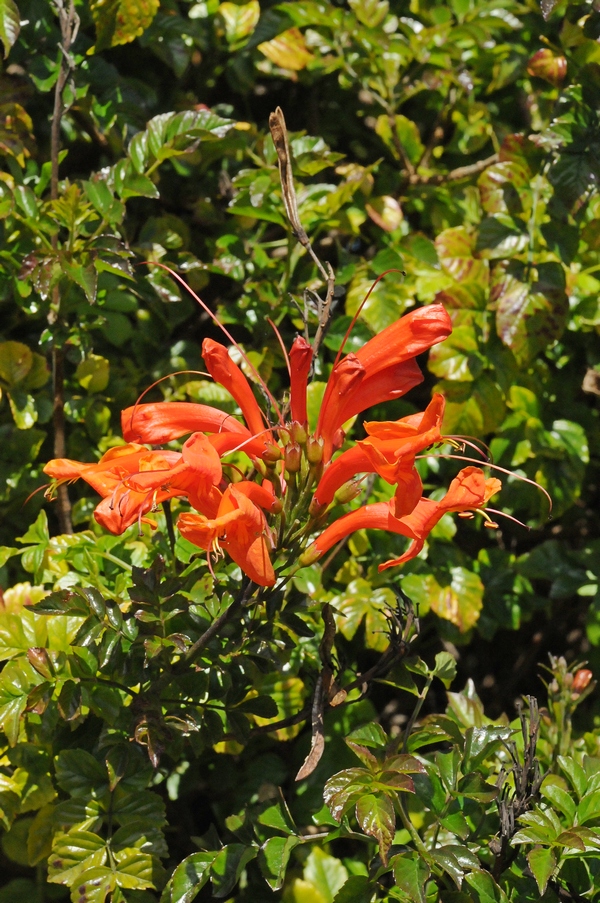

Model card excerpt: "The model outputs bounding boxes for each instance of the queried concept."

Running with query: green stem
[397,796,432,861]
[402,674,434,753]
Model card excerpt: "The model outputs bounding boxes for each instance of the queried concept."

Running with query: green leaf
[302,848,348,903]
[428,326,484,381]
[558,756,588,799]
[455,772,498,803]
[577,789,600,825]
[257,836,300,891]
[67,866,115,902]
[541,779,577,824]
[8,389,37,429]
[392,852,430,903]
[0,660,39,745]
[436,374,506,438]
[210,843,257,897]
[170,851,218,903]
[47,830,107,885]
[493,261,568,366]
[527,847,556,895]
[355,793,395,861]
[433,652,457,687]
[0,342,32,386]
[113,848,156,889]
[218,1,260,44]
[331,875,374,903]
[402,569,484,633]
[255,796,297,834]
[55,749,107,798]
[235,695,278,718]
[346,722,388,749]
[331,581,395,652]
[91,0,160,52]
[0,0,20,56]
[76,355,110,394]
[375,114,424,165]
[464,869,509,903]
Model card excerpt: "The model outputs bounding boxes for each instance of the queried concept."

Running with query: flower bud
[334,478,364,505]
[284,442,302,474]
[299,543,322,567]
[309,497,327,517]
[306,435,324,465]
[291,421,308,446]
[572,669,593,694]
[262,442,282,463]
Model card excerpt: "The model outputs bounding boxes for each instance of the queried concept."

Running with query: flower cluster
[44,304,502,586]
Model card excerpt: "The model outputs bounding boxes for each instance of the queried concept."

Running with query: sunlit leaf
[258,28,314,70]
[91,0,160,51]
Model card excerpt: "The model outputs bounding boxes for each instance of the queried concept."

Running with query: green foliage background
[0,0,599,900]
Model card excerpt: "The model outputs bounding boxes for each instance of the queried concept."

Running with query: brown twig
[491,697,544,880]
[269,107,335,356]
[409,153,499,186]
[296,604,345,781]
[49,0,79,534]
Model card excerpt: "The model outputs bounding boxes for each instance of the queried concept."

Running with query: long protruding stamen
[140,261,284,426]
[267,317,291,379]
[446,434,494,462]
[126,370,210,436]
[414,452,553,517]
[333,269,405,367]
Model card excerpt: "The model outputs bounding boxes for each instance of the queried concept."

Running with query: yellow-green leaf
[0,0,20,58]
[218,0,259,44]
[258,28,314,71]
[90,0,160,52]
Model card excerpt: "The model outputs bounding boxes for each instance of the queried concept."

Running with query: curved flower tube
[313,394,446,508]
[202,338,267,438]
[315,304,452,461]
[302,467,502,571]
[178,482,276,586]
[289,335,313,425]
[122,402,248,444]
[44,444,181,498]
[44,444,189,533]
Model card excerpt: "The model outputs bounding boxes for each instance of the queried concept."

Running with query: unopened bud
[572,669,593,694]
[291,421,308,446]
[284,442,302,474]
[306,435,324,465]
[331,428,346,454]
[262,442,282,463]
[334,478,364,505]
[299,543,322,567]
[309,497,327,517]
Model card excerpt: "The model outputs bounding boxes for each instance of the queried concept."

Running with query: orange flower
[202,338,266,438]
[289,335,313,425]
[122,401,249,444]
[313,394,445,512]
[302,467,501,571]
[315,305,451,461]
[44,444,187,533]
[177,482,277,586]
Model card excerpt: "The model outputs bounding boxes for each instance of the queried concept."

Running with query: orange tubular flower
[122,402,248,444]
[289,336,313,425]
[316,305,452,461]
[44,444,181,497]
[313,394,446,510]
[302,467,502,572]
[44,444,188,533]
[177,482,276,586]
[202,338,266,439]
